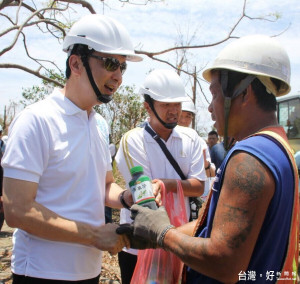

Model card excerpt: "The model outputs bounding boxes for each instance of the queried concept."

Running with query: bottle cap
[130,165,144,175]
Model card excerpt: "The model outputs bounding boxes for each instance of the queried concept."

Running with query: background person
[207,130,219,152]
[178,97,215,202]
[2,14,143,283]
[118,34,298,283]
[115,69,206,283]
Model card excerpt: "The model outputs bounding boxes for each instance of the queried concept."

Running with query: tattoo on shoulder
[228,153,266,201]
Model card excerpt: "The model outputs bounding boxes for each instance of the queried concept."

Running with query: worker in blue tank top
[117,35,299,283]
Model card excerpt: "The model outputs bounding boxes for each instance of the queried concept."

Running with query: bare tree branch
[58,0,97,14]
[118,0,163,5]
[0,0,288,90]
[0,0,15,11]
[21,31,62,72]
[0,63,64,87]
[0,18,66,37]
[0,6,67,56]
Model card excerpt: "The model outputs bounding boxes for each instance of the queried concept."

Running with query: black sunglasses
[89,54,127,74]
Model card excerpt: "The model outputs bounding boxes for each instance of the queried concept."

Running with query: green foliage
[20,85,50,108]
[95,85,148,144]
[42,69,66,87]
[20,69,66,108]
[20,73,147,145]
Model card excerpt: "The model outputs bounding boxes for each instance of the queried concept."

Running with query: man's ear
[144,101,152,114]
[241,84,254,104]
[68,54,83,77]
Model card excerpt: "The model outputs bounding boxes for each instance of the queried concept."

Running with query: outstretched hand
[131,204,174,247]
[116,224,157,249]
[152,179,163,207]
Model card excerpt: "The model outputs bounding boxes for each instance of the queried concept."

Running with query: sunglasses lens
[104,58,127,74]
[104,58,119,72]
[120,62,127,74]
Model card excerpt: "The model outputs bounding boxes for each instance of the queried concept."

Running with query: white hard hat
[63,14,142,62]
[139,69,188,102]
[182,97,196,114]
[202,34,291,96]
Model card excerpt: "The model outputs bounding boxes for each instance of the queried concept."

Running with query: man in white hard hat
[2,14,143,283]
[178,97,215,203]
[117,35,299,283]
[115,69,206,283]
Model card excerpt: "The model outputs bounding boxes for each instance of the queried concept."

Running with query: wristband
[205,161,211,170]
[120,190,131,210]
[158,224,175,248]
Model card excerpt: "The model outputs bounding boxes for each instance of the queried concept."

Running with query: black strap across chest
[144,124,186,180]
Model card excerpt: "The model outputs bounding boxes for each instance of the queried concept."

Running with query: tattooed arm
[163,151,275,283]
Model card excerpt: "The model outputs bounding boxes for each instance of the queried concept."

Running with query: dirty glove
[130,204,174,248]
[116,224,157,249]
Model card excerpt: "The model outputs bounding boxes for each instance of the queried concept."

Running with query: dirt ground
[0,209,122,284]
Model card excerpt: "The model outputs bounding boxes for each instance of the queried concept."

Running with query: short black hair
[65,44,94,79]
[208,130,218,137]
[144,94,152,104]
[224,70,277,112]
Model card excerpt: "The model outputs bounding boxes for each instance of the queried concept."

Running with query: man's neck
[234,115,279,142]
[148,121,173,142]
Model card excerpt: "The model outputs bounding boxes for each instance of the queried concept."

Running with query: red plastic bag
[131,180,188,284]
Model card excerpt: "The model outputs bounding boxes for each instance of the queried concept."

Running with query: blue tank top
[187,135,295,283]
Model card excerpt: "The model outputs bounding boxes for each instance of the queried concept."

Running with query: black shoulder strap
[144,124,186,180]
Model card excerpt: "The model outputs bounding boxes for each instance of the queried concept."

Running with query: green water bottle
[129,165,158,210]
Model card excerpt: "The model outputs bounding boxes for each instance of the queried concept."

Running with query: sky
[0,0,299,132]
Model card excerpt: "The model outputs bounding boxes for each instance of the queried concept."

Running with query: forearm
[205,162,216,178]
[176,219,197,236]
[160,179,204,197]
[3,177,127,252]
[105,170,133,209]
[163,229,241,283]
[105,182,132,209]
[4,197,97,246]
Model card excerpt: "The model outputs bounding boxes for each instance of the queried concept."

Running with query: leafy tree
[0,0,285,87]
[94,85,147,144]
[20,80,147,144]
[20,69,65,108]
[0,0,287,134]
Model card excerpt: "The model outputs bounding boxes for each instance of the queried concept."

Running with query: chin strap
[81,55,113,104]
[221,70,256,151]
[147,97,177,129]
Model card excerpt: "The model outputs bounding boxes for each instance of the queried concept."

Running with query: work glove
[116,224,157,249]
[131,204,174,248]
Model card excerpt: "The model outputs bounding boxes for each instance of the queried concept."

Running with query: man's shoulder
[211,142,224,151]
[121,127,144,142]
[175,125,200,141]
[24,93,56,115]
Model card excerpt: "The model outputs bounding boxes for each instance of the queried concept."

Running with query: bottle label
[130,179,155,205]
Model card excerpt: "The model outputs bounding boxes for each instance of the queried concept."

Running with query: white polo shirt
[2,88,111,280]
[115,124,206,255]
